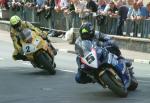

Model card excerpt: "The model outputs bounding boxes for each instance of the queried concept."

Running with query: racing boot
[127,67,138,91]
[51,45,57,56]
[13,53,27,61]
[48,43,57,56]
[45,37,57,56]
[122,59,138,91]
[125,61,132,68]
[75,69,95,84]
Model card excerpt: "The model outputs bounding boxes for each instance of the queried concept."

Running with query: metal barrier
[94,16,150,38]
[7,7,150,38]
[123,19,150,38]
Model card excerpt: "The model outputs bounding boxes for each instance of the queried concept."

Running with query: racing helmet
[10,15,21,29]
[79,22,95,40]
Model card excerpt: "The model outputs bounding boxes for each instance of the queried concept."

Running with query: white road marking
[22,62,32,66]
[58,49,68,53]
[57,68,76,73]
[138,80,150,83]
[145,74,150,76]
[136,73,150,77]
[134,59,150,64]
[0,57,4,60]
[42,88,53,91]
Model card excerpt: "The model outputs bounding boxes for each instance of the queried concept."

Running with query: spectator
[127,0,134,6]
[97,0,107,13]
[44,0,55,19]
[60,0,69,11]
[115,0,124,8]
[60,0,69,30]
[126,0,134,36]
[35,0,45,15]
[129,2,140,21]
[0,0,9,9]
[11,0,24,11]
[127,0,134,18]
[127,2,142,37]
[84,0,98,26]
[133,1,150,19]
[54,0,61,12]
[127,0,142,13]
[117,0,129,35]
[137,0,148,19]
[44,0,55,31]
[96,0,107,30]
[24,0,35,9]
[10,0,25,19]
[71,0,87,23]
[85,0,98,13]
[106,1,119,34]
[61,0,76,30]
[146,2,150,18]
[103,1,110,13]
[107,1,118,17]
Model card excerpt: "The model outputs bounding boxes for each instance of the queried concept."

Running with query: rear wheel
[101,72,128,97]
[35,52,56,75]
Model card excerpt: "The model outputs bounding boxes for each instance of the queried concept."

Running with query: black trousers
[117,19,125,35]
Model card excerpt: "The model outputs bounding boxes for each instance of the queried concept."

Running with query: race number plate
[22,44,36,54]
[82,49,98,68]
[22,38,41,54]
[85,53,95,64]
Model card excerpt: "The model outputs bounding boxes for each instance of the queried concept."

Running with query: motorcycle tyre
[36,52,56,75]
[101,73,128,98]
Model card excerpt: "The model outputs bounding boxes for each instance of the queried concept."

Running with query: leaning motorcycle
[18,29,56,74]
[77,40,138,97]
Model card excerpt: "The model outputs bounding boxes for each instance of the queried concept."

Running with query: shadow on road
[0,66,56,76]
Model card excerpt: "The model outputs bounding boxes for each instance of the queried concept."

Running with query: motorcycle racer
[75,22,138,90]
[10,15,57,60]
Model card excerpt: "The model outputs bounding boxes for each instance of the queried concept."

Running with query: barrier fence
[4,7,150,38]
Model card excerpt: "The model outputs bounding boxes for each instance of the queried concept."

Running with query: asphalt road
[1,40,150,103]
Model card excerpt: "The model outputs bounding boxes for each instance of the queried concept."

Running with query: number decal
[26,46,30,52]
[85,54,95,64]
[22,44,36,54]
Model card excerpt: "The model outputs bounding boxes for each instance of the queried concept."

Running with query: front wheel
[35,51,56,75]
[101,72,128,97]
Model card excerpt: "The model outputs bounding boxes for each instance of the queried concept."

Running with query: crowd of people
[0,0,150,36]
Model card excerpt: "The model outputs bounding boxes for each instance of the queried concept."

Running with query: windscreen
[81,40,93,52]
[20,29,32,41]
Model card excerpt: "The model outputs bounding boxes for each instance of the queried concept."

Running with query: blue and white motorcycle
[77,40,138,97]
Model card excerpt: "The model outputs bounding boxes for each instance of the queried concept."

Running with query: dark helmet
[79,22,95,40]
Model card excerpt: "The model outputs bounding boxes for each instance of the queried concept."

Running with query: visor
[12,21,21,29]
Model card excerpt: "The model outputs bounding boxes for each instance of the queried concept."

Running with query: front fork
[98,68,117,88]
[115,62,131,88]
[98,67,131,89]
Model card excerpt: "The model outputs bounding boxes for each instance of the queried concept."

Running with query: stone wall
[110,35,150,53]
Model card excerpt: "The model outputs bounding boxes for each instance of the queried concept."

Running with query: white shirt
[60,0,69,9]
[74,0,87,18]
